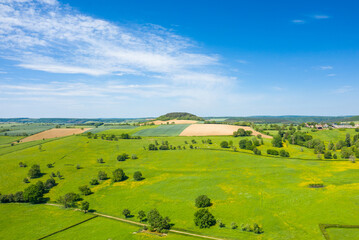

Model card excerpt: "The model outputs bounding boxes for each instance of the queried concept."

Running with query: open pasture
[85,125,137,134]
[0,134,358,239]
[0,123,56,136]
[132,124,190,136]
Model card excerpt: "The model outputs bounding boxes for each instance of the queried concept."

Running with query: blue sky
[0,0,358,118]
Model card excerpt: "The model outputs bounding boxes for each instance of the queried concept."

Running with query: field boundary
[319,223,359,240]
[198,147,348,162]
[45,203,227,240]
[37,215,98,239]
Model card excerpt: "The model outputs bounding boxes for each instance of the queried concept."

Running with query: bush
[112,168,127,182]
[272,135,283,148]
[78,185,92,195]
[23,178,30,183]
[97,158,104,163]
[98,171,108,180]
[195,195,211,208]
[148,144,158,150]
[147,209,171,232]
[131,154,138,159]
[220,141,229,148]
[117,153,129,161]
[123,208,131,218]
[133,171,143,181]
[138,210,146,222]
[23,184,44,204]
[57,192,81,208]
[279,150,290,157]
[45,178,56,189]
[253,223,264,234]
[231,222,238,229]
[80,201,90,213]
[89,179,99,185]
[28,164,41,179]
[324,151,332,159]
[253,148,261,155]
[194,209,216,228]
[267,149,279,155]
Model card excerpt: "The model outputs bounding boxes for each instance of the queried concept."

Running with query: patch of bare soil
[20,128,92,142]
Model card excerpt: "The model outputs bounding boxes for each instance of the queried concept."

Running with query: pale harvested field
[20,128,92,142]
[179,124,272,138]
[150,119,198,125]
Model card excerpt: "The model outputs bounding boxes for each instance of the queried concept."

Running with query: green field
[132,124,190,136]
[0,123,55,136]
[85,125,137,134]
[0,129,358,240]
[326,228,359,239]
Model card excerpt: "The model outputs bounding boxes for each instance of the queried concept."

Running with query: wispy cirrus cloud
[334,86,352,94]
[319,66,333,70]
[291,19,305,24]
[0,0,230,86]
[313,15,330,19]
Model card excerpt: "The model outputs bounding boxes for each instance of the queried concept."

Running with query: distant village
[305,122,359,130]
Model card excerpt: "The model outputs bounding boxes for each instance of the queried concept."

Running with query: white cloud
[237,59,248,64]
[327,73,336,77]
[313,15,330,19]
[334,86,352,94]
[272,86,284,91]
[292,19,305,24]
[0,0,226,85]
[319,66,333,70]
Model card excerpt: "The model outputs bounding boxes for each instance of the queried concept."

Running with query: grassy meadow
[0,126,358,239]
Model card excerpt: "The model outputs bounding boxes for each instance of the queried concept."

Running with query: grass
[1,133,359,239]
[0,123,55,136]
[98,125,158,135]
[326,228,359,240]
[132,124,190,136]
[85,125,137,134]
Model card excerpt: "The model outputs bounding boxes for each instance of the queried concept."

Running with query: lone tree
[123,208,131,218]
[112,168,127,182]
[195,195,212,208]
[220,141,229,148]
[138,210,146,222]
[133,171,143,181]
[78,185,92,195]
[194,209,216,228]
[117,153,129,161]
[80,201,90,213]
[28,164,41,179]
[272,135,283,148]
[147,209,171,232]
[98,171,108,180]
[57,192,81,208]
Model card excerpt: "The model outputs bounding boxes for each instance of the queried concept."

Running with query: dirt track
[20,128,92,142]
[179,124,272,138]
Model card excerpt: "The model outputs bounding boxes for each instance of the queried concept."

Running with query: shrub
[117,153,129,161]
[220,141,229,148]
[138,210,146,222]
[148,144,158,150]
[253,223,264,234]
[45,178,56,189]
[19,162,27,167]
[57,192,81,208]
[218,220,225,228]
[195,195,211,208]
[97,158,104,163]
[131,154,138,159]
[123,208,131,218]
[80,201,90,213]
[147,209,171,232]
[267,149,279,155]
[253,148,261,155]
[28,164,41,179]
[23,184,44,204]
[279,150,290,157]
[272,135,283,148]
[112,168,127,182]
[98,171,108,180]
[324,151,332,159]
[194,209,216,228]
[89,179,99,185]
[159,145,169,150]
[23,178,30,183]
[78,185,92,195]
[47,163,53,168]
[231,222,238,229]
[133,171,143,181]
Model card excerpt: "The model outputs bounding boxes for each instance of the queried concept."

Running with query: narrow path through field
[45,203,226,240]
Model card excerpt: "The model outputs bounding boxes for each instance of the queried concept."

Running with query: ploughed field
[0,131,358,240]
[20,128,92,142]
